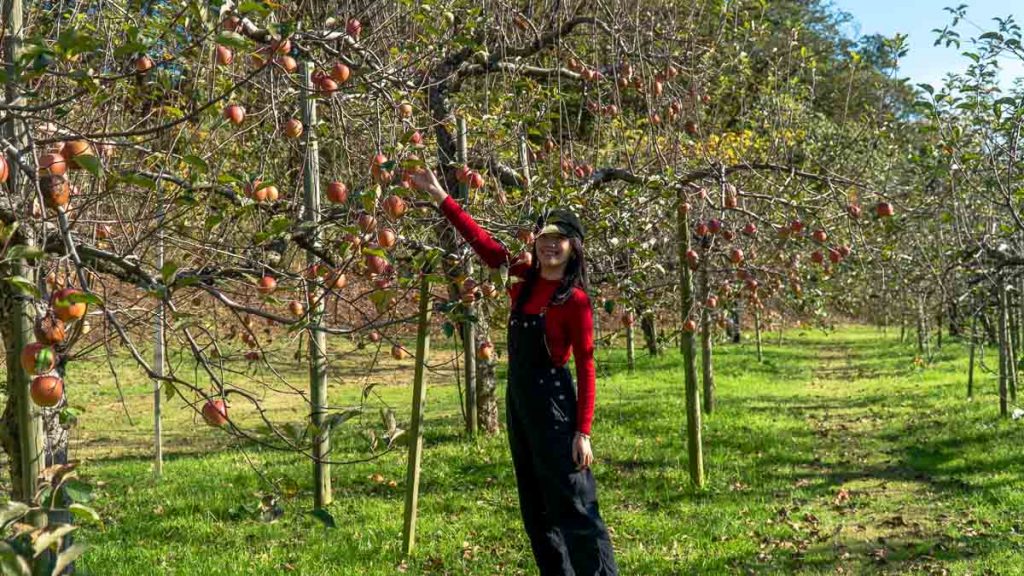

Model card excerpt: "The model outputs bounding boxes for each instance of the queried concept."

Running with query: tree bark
[1,0,43,503]
[967,316,976,399]
[475,322,499,434]
[640,308,659,356]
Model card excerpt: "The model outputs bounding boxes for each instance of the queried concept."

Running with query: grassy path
[70,327,1024,574]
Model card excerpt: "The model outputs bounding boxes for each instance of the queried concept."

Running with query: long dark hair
[514,236,589,312]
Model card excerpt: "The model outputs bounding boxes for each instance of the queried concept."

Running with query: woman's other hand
[573,433,594,470]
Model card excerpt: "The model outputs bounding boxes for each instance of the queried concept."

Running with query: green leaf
[182,155,209,174]
[215,31,249,49]
[164,382,176,401]
[4,276,39,297]
[160,261,179,284]
[72,154,102,177]
[68,504,102,526]
[51,543,86,576]
[35,347,54,375]
[117,173,158,190]
[0,542,29,576]
[323,408,362,429]
[310,508,336,528]
[65,291,102,306]
[62,480,94,503]
[5,245,45,261]
[237,1,272,17]
[0,502,29,529]
[32,524,76,557]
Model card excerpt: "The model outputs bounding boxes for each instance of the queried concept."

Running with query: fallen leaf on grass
[833,488,850,505]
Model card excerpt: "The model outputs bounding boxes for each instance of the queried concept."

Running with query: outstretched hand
[407,166,447,205]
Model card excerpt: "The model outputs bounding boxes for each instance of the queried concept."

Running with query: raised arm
[410,167,530,275]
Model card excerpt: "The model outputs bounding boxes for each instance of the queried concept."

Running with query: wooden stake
[403,272,433,555]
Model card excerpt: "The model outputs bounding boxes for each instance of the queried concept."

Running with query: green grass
[62,326,1024,574]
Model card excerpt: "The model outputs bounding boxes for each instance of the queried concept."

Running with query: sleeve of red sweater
[439,196,531,278]
[569,290,596,435]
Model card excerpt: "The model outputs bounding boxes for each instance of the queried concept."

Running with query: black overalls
[506,299,619,576]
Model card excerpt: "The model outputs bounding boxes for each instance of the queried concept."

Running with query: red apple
[202,399,228,427]
[876,201,894,218]
[370,153,391,184]
[365,254,387,275]
[257,276,277,294]
[383,195,407,219]
[51,287,87,321]
[20,342,55,376]
[743,222,758,236]
[284,118,303,139]
[377,228,397,249]
[358,213,377,233]
[468,171,485,190]
[729,248,744,265]
[327,181,348,204]
[346,18,362,39]
[216,45,233,66]
[477,341,495,361]
[135,54,154,73]
[223,104,245,125]
[31,375,63,407]
[331,62,351,84]
[812,229,827,243]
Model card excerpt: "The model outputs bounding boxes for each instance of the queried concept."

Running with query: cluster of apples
[36,140,95,212]
[22,288,89,408]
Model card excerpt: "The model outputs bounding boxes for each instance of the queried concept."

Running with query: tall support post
[455,118,476,436]
[968,315,976,399]
[699,266,715,414]
[301,62,330,509]
[677,195,704,487]
[153,180,165,479]
[403,273,433,555]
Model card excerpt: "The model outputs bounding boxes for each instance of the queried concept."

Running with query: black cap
[535,208,585,241]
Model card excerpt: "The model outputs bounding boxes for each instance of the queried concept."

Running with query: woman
[410,167,619,576]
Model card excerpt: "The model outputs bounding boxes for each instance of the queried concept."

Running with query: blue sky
[830,0,1024,88]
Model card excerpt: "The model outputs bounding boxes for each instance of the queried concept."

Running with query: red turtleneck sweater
[440,196,596,435]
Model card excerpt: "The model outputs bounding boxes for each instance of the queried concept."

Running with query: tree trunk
[1,0,43,503]
[640,310,659,356]
[475,323,499,434]
[728,304,741,344]
[967,316,976,399]
[754,309,763,363]
[916,296,927,357]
